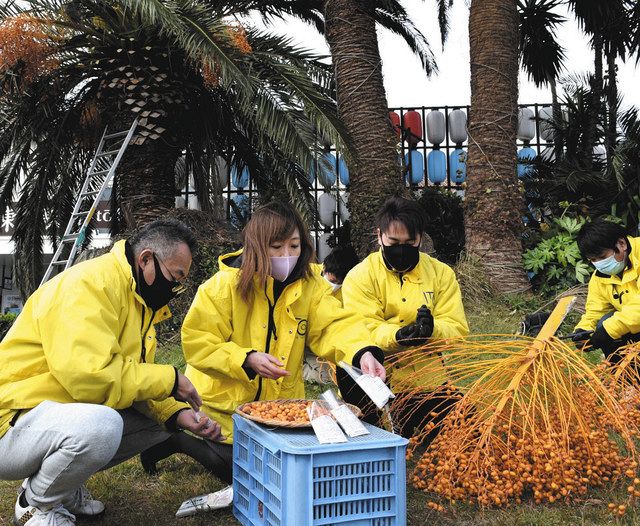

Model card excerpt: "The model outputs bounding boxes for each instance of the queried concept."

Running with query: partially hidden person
[304,244,360,383]
[319,244,360,301]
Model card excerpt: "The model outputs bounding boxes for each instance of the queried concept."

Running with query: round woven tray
[235,399,363,428]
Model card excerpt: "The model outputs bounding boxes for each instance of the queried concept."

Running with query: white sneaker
[18,481,104,517]
[63,485,104,516]
[175,486,233,517]
[13,494,75,526]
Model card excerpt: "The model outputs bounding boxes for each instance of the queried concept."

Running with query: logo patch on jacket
[422,291,435,307]
[296,318,308,336]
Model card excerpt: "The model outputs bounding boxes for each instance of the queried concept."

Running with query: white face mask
[323,275,342,292]
[269,255,299,282]
[592,254,626,276]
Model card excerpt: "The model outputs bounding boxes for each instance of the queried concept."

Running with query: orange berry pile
[242,400,311,424]
[608,501,628,517]
[409,394,635,507]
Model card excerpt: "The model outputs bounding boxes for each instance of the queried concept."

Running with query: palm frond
[374,0,437,74]
[123,0,253,93]
[518,0,566,87]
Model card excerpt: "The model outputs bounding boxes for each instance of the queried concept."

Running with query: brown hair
[237,201,315,303]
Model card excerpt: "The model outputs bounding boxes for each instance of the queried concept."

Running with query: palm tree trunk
[465,0,529,293]
[550,79,564,159]
[112,111,181,230]
[606,48,618,163]
[119,145,179,228]
[324,0,402,257]
[585,33,604,169]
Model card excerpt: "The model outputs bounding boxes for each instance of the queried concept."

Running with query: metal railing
[179,102,558,258]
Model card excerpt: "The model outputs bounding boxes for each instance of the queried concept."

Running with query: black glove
[520,311,551,336]
[416,305,434,338]
[396,305,434,346]
[571,328,593,347]
[588,326,617,353]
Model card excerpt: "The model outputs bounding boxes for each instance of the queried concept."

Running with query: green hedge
[0,313,17,341]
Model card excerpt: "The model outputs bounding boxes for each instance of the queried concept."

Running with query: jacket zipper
[140,307,155,363]
[255,287,278,401]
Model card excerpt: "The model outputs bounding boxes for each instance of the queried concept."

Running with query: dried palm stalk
[396,335,637,507]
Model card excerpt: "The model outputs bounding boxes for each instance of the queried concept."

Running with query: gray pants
[0,400,170,509]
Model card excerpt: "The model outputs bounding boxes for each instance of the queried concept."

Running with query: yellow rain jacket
[0,240,186,439]
[341,250,469,390]
[182,250,377,443]
[576,236,640,339]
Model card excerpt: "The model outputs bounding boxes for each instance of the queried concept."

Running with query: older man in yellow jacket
[572,218,640,362]
[0,220,223,526]
[340,197,469,438]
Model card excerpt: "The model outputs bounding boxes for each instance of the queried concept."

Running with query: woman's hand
[359,351,386,382]
[245,352,290,380]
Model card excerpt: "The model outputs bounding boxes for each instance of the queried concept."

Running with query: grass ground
[0,292,632,525]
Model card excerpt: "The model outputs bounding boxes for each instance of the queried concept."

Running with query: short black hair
[129,218,197,258]
[576,218,628,259]
[323,244,359,282]
[375,197,426,239]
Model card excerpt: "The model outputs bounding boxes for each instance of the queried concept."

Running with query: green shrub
[415,187,465,264]
[523,216,591,296]
[0,313,17,341]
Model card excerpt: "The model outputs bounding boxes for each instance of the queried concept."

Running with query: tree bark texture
[111,109,181,230]
[465,0,530,293]
[324,0,402,257]
[584,34,603,169]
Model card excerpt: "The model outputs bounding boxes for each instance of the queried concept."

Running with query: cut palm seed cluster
[390,336,638,509]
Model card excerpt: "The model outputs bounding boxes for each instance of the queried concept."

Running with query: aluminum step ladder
[40,118,138,286]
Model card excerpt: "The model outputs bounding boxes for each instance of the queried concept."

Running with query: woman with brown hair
[140,201,385,494]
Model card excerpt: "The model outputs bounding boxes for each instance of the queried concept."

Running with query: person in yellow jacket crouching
[339,197,469,439]
[572,218,640,363]
[0,220,224,526]
[142,202,386,482]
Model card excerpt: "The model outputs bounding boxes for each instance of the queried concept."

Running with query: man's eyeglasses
[155,254,187,295]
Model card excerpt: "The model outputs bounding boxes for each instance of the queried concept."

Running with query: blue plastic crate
[232,414,408,526]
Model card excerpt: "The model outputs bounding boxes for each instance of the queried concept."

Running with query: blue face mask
[593,254,626,276]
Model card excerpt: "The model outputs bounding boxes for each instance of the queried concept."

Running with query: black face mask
[381,243,420,272]
[137,254,178,311]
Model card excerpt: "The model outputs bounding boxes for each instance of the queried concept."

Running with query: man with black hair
[572,218,640,363]
[0,219,224,526]
[303,245,361,384]
[321,244,359,300]
[339,196,469,438]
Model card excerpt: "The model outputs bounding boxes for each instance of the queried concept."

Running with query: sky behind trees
[250,0,640,109]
